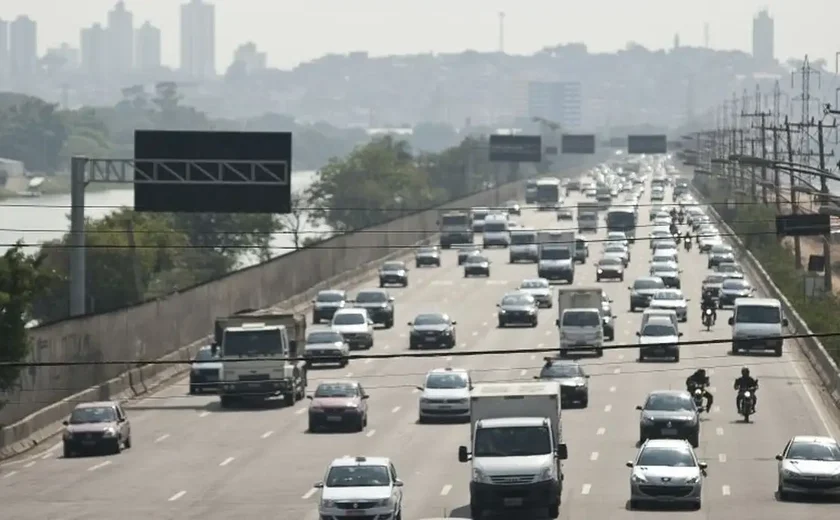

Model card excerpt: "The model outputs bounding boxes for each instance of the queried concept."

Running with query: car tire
[308,420,316,432]
[498,321,505,328]
[124,435,132,449]
[688,431,699,448]
[580,396,589,408]
[547,504,559,518]
[189,385,199,395]
[63,444,72,458]
[385,319,394,329]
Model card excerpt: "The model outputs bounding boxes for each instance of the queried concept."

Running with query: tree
[279,192,311,251]
[0,244,52,401]
[0,94,70,172]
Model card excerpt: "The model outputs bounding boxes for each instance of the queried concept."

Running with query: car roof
[647,389,691,399]
[643,317,676,327]
[789,435,838,445]
[317,379,360,388]
[75,401,118,409]
[329,456,391,468]
[335,308,367,315]
[357,288,388,295]
[427,367,469,376]
[317,289,345,296]
[642,438,694,450]
[414,312,448,319]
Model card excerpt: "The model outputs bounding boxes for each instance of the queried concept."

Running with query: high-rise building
[107,1,135,74]
[9,16,37,85]
[232,42,266,73]
[752,9,774,66]
[136,21,162,71]
[180,0,216,78]
[527,81,582,128]
[45,43,80,70]
[0,20,9,88]
[81,24,108,80]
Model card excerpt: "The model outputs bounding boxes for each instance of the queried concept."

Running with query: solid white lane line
[295,407,307,415]
[721,485,731,496]
[581,483,591,495]
[23,461,36,468]
[609,386,616,393]
[88,461,111,471]
[261,431,274,439]
[440,484,452,496]
[716,427,724,436]
[366,429,376,438]
[198,411,210,418]
[519,369,527,376]
[391,406,401,414]
[791,353,840,438]
[2,470,18,479]
[219,457,234,467]
[590,452,599,461]
[718,453,727,463]
[155,434,170,443]
[596,427,606,435]
[301,487,318,500]
[40,452,52,460]
[604,405,612,412]
[168,490,187,502]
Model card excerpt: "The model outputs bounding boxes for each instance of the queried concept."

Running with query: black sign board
[775,214,831,237]
[134,130,292,214]
[561,134,596,154]
[627,134,667,154]
[489,135,542,162]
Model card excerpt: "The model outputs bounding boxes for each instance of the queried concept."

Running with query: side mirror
[555,319,560,326]
[556,443,568,460]
[394,479,404,487]
[609,299,613,302]
[407,322,412,326]
[533,375,540,380]
[361,395,369,399]
[451,320,457,325]
[627,286,632,290]
[728,317,734,326]
[685,298,691,302]
[635,405,643,410]
[306,395,313,400]
[775,454,783,461]
[314,482,324,488]
[368,320,374,325]
[678,332,684,337]
[458,446,470,463]
[415,386,424,391]
[635,332,640,336]
[626,461,634,468]
[585,374,590,378]
[698,462,708,470]
[62,420,69,426]
[782,318,789,327]
[389,297,395,302]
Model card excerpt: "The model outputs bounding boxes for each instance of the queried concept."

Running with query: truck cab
[458,382,567,519]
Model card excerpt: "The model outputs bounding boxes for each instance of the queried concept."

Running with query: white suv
[331,308,374,350]
[315,456,404,519]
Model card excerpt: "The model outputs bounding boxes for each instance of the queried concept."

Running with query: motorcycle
[689,384,706,411]
[678,214,685,225]
[702,307,715,330]
[684,238,692,251]
[737,385,758,422]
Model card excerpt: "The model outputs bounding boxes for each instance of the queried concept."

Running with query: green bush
[693,174,840,364]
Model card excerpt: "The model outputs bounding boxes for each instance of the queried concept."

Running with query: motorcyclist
[700,289,717,324]
[685,369,713,412]
[670,222,679,237]
[677,208,685,223]
[734,367,759,413]
[683,231,692,250]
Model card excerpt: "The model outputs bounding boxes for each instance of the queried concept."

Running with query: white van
[728,298,787,356]
[509,228,539,263]
[482,214,511,248]
[641,308,679,333]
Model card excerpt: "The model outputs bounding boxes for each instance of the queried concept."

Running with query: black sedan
[379,261,409,287]
[637,390,700,447]
[415,246,441,267]
[497,292,538,327]
[628,276,666,312]
[189,345,221,394]
[596,256,625,282]
[718,278,753,307]
[534,358,589,407]
[408,313,457,349]
[464,255,491,277]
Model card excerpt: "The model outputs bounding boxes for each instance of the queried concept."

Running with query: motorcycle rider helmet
[696,368,706,377]
[741,367,750,377]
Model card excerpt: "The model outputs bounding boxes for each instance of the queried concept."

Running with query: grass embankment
[692,174,840,366]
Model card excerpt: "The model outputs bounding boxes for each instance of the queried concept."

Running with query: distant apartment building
[752,9,774,66]
[107,1,135,74]
[9,16,38,87]
[81,24,108,80]
[527,81,582,128]
[232,42,267,73]
[0,19,9,89]
[135,21,162,71]
[180,0,216,79]
[46,43,80,70]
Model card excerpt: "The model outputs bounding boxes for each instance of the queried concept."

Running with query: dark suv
[351,289,395,328]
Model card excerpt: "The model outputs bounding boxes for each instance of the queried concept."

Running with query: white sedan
[649,289,689,322]
[776,435,840,500]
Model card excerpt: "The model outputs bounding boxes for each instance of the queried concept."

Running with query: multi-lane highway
[1,177,839,519]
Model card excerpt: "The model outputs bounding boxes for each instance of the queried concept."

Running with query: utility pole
[741,86,773,203]
[786,119,802,269]
[818,121,833,292]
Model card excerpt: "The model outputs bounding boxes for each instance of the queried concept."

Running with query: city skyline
[0,0,836,71]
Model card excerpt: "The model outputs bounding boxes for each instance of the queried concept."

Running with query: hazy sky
[1,0,838,71]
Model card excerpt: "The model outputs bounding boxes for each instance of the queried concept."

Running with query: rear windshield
[511,233,536,245]
[561,311,600,327]
[735,304,781,324]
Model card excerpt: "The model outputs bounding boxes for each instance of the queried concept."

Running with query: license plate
[82,440,96,445]
[426,334,437,339]
[247,383,261,388]
[345,511,368,516]
[503,497,523,507]
[661,428,677,435]
[437,405,451,409]
[326,416,342,422]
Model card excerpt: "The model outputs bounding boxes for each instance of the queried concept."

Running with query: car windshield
[314,383,359,398]
[382,262,404,271]
[541,248,570,260]
[704,275,725,285]
[355,291,387,303]
[540,363,583,378]
[325,465,390,487]
[333,313,365,325]
[634,279,665,290]
[735,305,781,324]
[426,373,468,389]
[562,311,600,327]
[605,245,624,253]
[653,291,681,301]
[307,331,343,344]
[316,292,344,303]
[711,245,732,254]
[637,447,696,467]
[413,314,447,326]
[642,324,676,337]
[69,406,116,424]
[502,295,534,306]
[511,233,536,245]
[787,441,840,461]
[521,280,549,289]
[473,426,552,457]
[722,280,749,290]
[485,222,507,232]
[608,233,626,240]
[651,264,674,273]
[599,257,621,266]
[194,348,217,362]
[223,329,282,356]
[644,394,694,411]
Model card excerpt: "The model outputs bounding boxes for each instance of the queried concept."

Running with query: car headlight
[320,499,337,508]
[782,469,797,478]
[370,498,392,507]
[103,428,117,437]
[537,466,554,482]
[345,403,358,408]
[641,415,653,424]
[685,476,700,484]
[631,473,647,483]
[597,269,603,274]
[498,309,506,314]
[528,309,536,314]
[472,468,492,483]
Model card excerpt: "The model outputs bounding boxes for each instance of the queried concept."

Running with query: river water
[0,170,327,264]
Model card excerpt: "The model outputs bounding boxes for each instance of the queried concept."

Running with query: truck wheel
[283,393,295,406]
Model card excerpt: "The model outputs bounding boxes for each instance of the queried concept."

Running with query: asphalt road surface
[1,180,839,520]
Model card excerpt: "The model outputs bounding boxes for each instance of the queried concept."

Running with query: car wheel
[124,435,132,449]
[688,431,699,447]
[63,444,72,458]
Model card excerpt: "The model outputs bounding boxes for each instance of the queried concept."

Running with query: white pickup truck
[458,382,568,519]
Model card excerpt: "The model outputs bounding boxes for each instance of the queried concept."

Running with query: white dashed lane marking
[2,470,18,479]
[718,453,727,463]
[219,457,235,467]
[596,427,606,435]
[198,411,210,418]
[88,461,111,472]
[23,461,35,468]
[366,429,376,438]
[295,407,307,415]
[261,431,274,439]
[302,488,318,500]
[609,386,616,393]
[581,484,592,495]
[590,452,599,461]
[716,427,724,436]
[722,485,731,496]
[440,484,452,496]
[604,405,612,412]
[168,490,187,502]
[155,434,170,443]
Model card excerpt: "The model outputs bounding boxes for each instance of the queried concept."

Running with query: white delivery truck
[537,231,576,283]
[577,202,599,233]
[458,382,568,519]
[556,287,604,357]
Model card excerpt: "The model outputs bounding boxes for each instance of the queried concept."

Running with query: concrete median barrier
[0,158,603,460]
